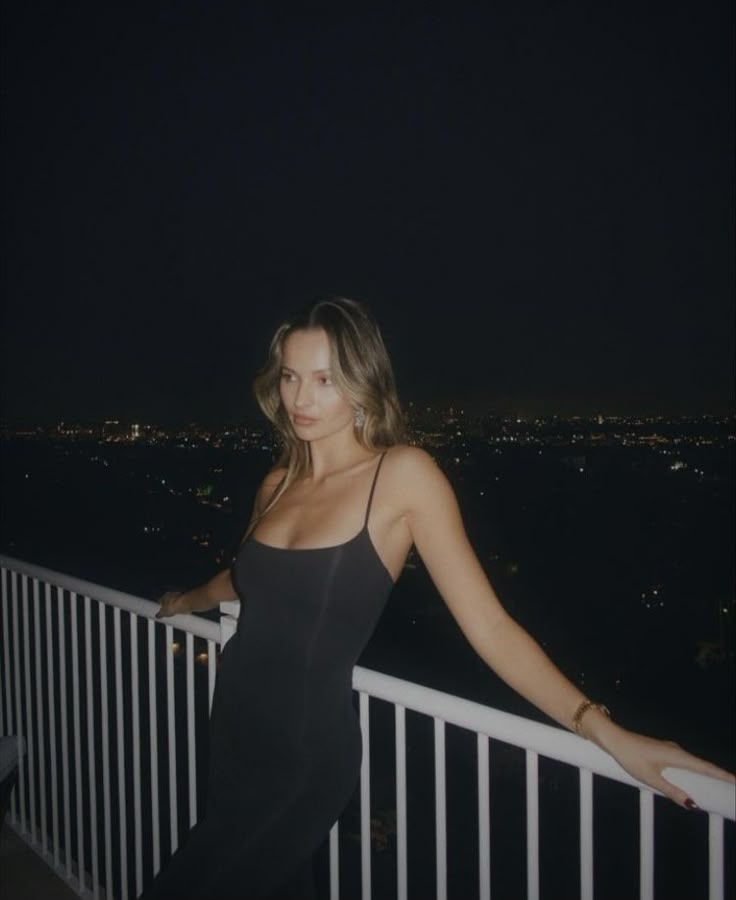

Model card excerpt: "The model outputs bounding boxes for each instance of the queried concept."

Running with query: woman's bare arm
[390,446,735,806]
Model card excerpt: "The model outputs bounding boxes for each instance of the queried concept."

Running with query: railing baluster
[639,790,654,900]
[22,574,34,837]
[207,639,216,715]
[148,618,161,875]
[59,593,72,881]
[0,569,8,740]
[579,767,593,900]
[329,820,339,900]
[359,691,371,900]
[84,595,100,898]
[477,734,491,900]
[708,814,724,900]
[114,606,129,900]
[98,602,113,900]
[46,583,60,870]
[186,632,196,826]
[2,570,17,821]
[131,612,143,897]
[166,623,178,854]
[13,572,22,828]
[71,592,85,892]
[395,703,408,900]
[525,749,539,900]
[33,578,47,855]
[434,717,447,900]
[10,572,22,826]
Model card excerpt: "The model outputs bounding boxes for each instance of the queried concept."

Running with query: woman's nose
[294,380,314,408]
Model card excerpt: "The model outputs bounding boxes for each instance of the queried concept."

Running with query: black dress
[139,452,394,899]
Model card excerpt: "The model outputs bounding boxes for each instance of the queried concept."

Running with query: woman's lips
[293,414,318,425]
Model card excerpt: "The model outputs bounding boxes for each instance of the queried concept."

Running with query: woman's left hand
[595,724,735,809]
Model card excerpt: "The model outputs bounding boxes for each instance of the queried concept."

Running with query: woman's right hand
[156,591,191,619]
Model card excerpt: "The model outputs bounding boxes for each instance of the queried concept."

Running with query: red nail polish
[684,798,699,810]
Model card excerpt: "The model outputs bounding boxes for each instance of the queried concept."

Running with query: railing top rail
[353,665,736,821]
[0,555,221,642]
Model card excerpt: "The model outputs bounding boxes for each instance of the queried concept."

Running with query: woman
[147,296,733,900]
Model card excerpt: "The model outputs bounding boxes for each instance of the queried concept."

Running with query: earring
[353,406,366,428]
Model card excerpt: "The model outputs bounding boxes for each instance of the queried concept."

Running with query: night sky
[1,1,733,424]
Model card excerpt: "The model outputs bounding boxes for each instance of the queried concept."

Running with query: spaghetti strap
[364,451,387,528]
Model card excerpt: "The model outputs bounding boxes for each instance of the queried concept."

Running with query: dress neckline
[248,523,367,554]
[245,524,396,586]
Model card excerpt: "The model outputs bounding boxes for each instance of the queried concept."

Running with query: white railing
[1,555,734,900]
[1,556,220,900]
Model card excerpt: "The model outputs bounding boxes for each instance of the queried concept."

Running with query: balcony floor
[1,823,78,900]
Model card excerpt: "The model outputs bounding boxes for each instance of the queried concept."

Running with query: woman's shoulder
[383,443,434,464]
[381,445,459,521]
[382,444,443,489]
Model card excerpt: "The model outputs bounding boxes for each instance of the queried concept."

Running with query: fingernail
[684,798,699,810]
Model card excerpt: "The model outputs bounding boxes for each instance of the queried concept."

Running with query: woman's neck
[306,429,375,482]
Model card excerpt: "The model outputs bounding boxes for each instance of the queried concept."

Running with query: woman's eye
[280,372,296,383]
[319,376,333,385]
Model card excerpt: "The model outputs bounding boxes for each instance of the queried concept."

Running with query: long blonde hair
[249,296,405,532]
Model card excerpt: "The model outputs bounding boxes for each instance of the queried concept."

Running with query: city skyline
[3,407,735,431]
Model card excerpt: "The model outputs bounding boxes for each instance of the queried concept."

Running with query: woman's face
[279,327,354,441]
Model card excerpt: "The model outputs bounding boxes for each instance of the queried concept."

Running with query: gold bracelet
[572,699,611,737]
